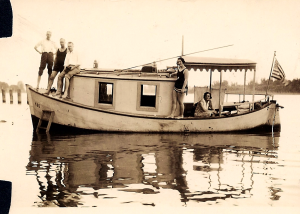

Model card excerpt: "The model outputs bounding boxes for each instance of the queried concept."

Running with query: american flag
[271,58,285,81]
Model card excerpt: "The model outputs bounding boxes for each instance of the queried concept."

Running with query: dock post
[9,89,13,104]
[17,89,21,104]
[2,89,6,103]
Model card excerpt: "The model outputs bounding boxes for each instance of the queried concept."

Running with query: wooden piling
[17,89,21,104]
[1,89,5,103]
[9,90,13,104]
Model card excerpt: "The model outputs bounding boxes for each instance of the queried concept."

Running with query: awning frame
[182,56,257,116]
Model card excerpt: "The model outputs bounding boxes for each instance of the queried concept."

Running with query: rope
[121,44,234,71]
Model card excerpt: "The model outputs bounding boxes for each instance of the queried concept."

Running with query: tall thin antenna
[181,35,184,56]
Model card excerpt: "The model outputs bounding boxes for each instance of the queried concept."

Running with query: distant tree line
[0,81,25,92]
[187,78,300,94]
[213,78,300,94]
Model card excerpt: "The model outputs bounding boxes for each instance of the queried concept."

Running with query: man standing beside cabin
[34,31,57,90]
[43,38,67,95]
[54,42,80,99]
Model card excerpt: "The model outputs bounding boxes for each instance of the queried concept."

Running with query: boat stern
[266,100,281,132]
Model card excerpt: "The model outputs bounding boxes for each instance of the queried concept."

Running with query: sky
[1,0,300,88]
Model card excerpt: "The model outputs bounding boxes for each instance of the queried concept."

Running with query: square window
[98,82,113,104]
[140,84,156,107]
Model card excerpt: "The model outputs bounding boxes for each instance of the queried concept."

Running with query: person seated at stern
[166,57,189,119]
[54,42,80,99]
[194,92,217,117]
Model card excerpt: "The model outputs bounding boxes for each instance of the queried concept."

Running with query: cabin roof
[183,56,256,72]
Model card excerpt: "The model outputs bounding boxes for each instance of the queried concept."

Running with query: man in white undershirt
[34,31,57,90]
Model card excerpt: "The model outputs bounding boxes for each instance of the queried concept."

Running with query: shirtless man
[54,42,80,99]
[43,38,67,95]
[34,31,57,90]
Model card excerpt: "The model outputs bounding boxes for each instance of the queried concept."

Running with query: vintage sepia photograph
[0,0,300,213]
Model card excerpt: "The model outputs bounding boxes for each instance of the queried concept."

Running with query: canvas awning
[182,56,256,72]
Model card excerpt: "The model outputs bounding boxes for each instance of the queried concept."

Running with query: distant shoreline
[226,91,300,95]
[187,91,300,95]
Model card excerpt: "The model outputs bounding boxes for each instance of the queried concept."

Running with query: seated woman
[167,57,189,119]
[194,92,217,117]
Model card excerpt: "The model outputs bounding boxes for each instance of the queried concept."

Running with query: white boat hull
[26,85,281,133]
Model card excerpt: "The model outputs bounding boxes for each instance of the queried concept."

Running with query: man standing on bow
[34,31,57,90]
[54,42,80,99]
[43,38,67,95]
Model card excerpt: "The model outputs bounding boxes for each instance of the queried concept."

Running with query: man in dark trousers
[43,38,67,95]
[34,31,57,90]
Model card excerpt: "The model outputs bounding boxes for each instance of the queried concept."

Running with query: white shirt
[199,99,210,112]
[35,39,57,53]
[64,50,80,66]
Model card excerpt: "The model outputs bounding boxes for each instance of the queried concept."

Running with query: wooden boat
[26,56,281,133]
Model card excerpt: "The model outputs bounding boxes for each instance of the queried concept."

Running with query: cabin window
[136,82,160,112]
[140,85,156,107]
[94,80,116,109]
[98,82,113,104]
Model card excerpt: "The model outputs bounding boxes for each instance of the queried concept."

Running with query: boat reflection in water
[26,132,280,207]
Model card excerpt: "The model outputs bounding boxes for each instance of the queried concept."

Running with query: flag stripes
[271,59,285,81]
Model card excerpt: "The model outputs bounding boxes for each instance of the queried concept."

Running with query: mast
[181,35,184,56]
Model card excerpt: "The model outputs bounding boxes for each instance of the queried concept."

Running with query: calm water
[0,94,300,211]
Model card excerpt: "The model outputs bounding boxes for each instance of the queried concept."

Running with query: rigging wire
[121,44,234,71]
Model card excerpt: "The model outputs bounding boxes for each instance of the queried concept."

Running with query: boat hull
[26,85,281,133]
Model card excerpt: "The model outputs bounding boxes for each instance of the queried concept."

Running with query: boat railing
[225,93,274,103]
[222,94,274,115]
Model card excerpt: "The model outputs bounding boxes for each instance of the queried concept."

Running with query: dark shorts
[53,64,65,72]
[38,52,53,76]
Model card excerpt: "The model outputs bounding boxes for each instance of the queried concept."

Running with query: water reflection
[26,132,280,207]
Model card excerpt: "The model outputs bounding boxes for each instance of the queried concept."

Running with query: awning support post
[252,68,256,111]
[219,69,223,117]
[243,70,247,101]
[209,69,212,93]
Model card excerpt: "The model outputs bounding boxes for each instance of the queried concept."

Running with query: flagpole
[266,51,276,95]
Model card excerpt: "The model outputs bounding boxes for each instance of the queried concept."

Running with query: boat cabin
[69,70,176,117]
